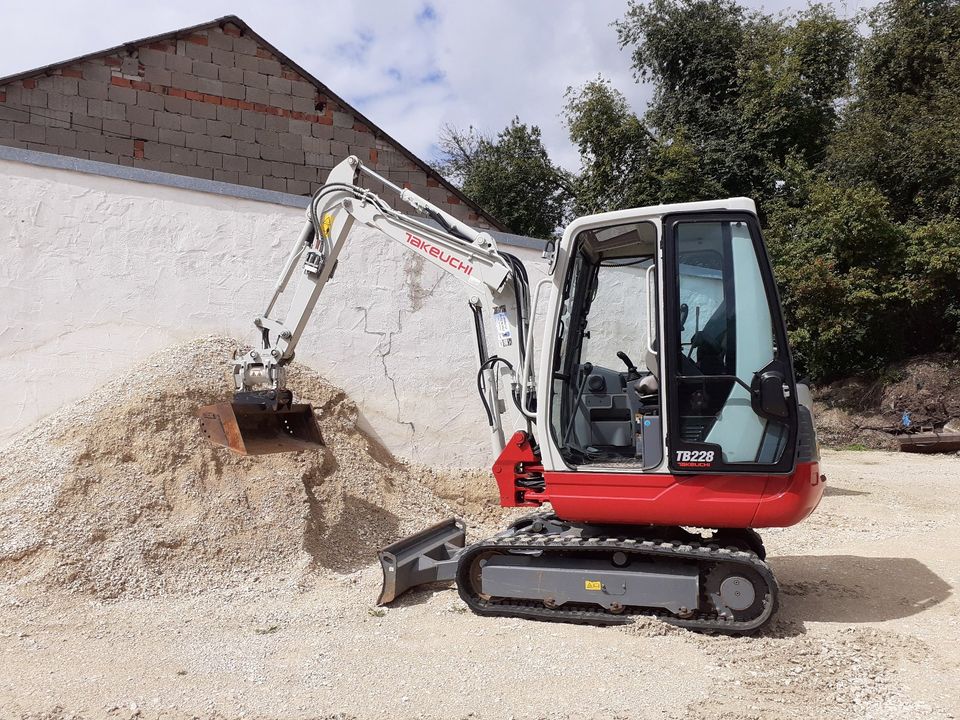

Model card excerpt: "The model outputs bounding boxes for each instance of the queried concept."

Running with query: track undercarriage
[379,513,778,635]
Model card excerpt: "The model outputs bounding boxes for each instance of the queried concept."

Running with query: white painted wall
[0,158,546,467]
[582,263,652,373]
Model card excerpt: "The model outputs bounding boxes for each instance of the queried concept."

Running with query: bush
[765,172,908,380]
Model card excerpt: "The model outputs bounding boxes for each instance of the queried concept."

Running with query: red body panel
[492,432,824,529]
[539,461,822,528]
[492,431,543,508]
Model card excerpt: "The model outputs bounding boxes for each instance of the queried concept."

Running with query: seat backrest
[645,342,659,380]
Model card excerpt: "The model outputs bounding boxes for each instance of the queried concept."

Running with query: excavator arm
[199,155,532,456]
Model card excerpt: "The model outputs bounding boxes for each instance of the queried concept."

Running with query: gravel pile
[0,336,495,599]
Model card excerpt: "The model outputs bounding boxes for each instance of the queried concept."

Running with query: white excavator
[199,155,824,633]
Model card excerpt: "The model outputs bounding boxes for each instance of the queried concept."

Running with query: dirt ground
[813,353,960,450]
[0,448,956,720]
[1,339,958,719]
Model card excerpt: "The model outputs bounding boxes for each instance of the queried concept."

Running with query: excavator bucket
[197,401,324,455]
[377,518,466,605]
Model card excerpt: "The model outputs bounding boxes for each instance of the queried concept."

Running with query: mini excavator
[198,155,824,633]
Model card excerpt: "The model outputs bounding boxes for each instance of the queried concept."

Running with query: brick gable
[0,18,495,228]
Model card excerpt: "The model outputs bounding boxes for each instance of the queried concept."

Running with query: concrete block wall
[0,156,540,467]
[0,19,492,228]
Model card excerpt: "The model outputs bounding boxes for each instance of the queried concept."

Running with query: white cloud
[2,0,877,172]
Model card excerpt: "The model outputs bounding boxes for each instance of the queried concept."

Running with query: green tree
[738,7,858,169]
[765,168,908,379]
[562,78,653,213]
[562,77,722,213]
[436,118,571,239]
[616,0,857,204]
[903,218,960,350]
[766,166,960,379]
[829,0,960,222]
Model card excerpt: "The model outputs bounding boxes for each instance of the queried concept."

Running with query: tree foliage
[436,119,571,239]
[562,78,723,214]
[828,0,960,222]
[616,0,858,204]
[764,168,908,378]
[563,78,653,213]
[437,0,960,381]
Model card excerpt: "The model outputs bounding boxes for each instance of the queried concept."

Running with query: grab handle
[646,263,658,356]
[519,277,551,419]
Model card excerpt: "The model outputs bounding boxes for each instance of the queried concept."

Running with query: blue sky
[2,0,877,171]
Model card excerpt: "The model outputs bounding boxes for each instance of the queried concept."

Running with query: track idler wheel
[704,563,769,622]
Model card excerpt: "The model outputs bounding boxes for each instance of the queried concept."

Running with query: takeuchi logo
[405,232,474,276]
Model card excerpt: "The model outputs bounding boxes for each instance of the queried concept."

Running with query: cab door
[661,212,797,474]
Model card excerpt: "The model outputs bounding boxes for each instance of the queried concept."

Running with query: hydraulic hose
[476,356,518,426]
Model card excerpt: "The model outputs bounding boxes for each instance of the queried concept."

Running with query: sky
[1,0,876,172]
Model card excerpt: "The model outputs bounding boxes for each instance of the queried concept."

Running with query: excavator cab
[197,392,324,456]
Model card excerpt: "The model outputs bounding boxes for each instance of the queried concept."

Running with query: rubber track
[456,531,779,635]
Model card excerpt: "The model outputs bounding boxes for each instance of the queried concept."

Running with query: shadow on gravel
[823,485,871,497]
[303,494,401,574]
[771,555,951,624]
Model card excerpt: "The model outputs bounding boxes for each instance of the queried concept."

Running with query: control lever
[617,351,641,381]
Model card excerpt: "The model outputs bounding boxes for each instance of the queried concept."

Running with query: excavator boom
[198,155,528,457]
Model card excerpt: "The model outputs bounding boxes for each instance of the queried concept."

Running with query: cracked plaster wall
[0,158,546,467]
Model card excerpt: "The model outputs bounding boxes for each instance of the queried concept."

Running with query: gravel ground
[1,340,958,719]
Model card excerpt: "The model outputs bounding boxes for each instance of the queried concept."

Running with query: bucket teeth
[197,400,324,455]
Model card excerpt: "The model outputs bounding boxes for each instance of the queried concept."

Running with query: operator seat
[637,345,659,395]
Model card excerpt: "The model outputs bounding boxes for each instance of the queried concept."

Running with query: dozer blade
[377,518,466,605]
[197,401,324,455]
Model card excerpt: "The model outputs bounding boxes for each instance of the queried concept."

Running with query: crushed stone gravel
[0,336,505,599]
[1,339,958,719]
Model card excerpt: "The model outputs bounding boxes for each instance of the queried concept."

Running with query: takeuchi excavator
[198,155,824,633]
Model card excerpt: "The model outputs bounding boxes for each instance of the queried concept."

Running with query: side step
[377,518,466,605]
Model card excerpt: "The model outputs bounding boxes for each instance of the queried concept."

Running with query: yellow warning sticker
[584,580,602,591]
[321,213,334,238]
